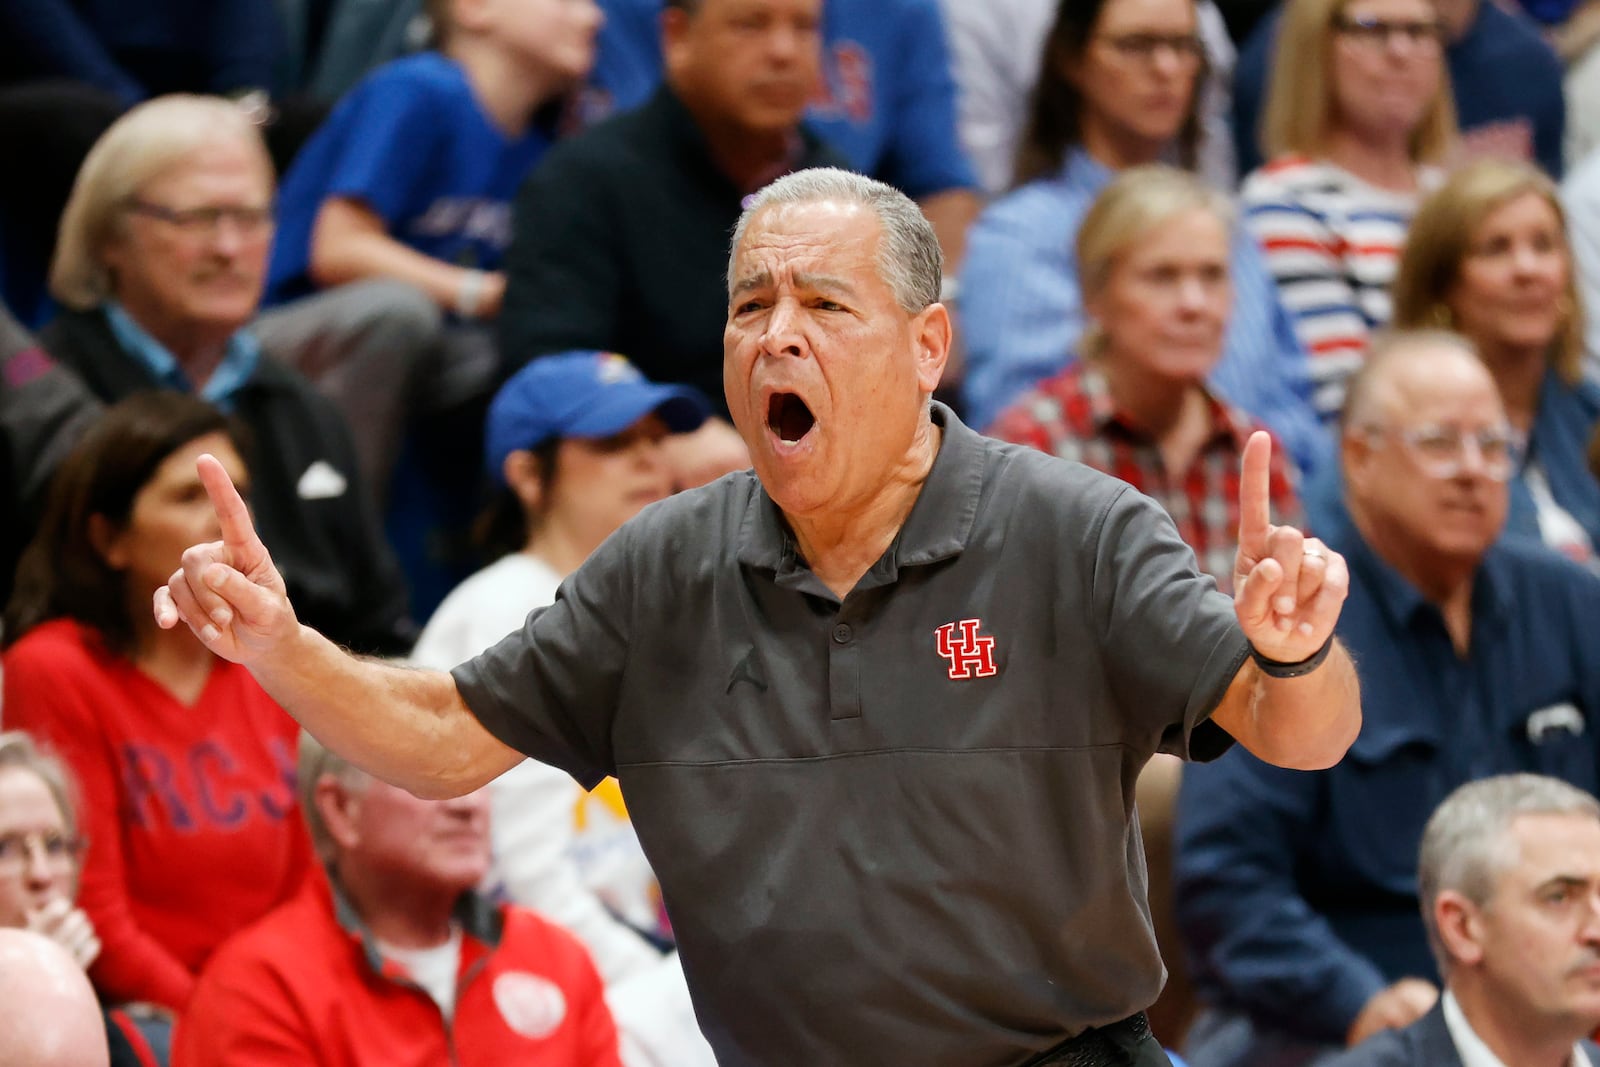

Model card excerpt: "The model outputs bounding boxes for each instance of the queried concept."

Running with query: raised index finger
[197,453,265,564]
[1238,430,1274,557]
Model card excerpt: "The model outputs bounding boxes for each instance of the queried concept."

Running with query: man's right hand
[1346,978,1439,1046]
[153,453,299,666]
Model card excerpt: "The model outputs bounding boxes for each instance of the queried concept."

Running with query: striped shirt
[1242,156,1439,420]
[987,362,1304,592]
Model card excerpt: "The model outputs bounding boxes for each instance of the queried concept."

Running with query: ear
[1341,428,1374,496]
[315,775,363,852]
[450,0,492,35]
[87,513,129,571]
[1435,890,1487,968]
[661,6,693,78]
[502,450,548,514]
[912,302,953,395]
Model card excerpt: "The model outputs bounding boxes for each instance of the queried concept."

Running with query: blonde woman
[1242,0,1456,418]
[1391,159,1600,567]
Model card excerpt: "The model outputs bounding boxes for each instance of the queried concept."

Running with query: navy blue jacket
[1176,519,1600,1042]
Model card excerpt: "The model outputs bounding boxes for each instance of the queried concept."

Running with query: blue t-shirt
[267,52,553,303]
[580,0,977,197]
[1231,0,1565,177]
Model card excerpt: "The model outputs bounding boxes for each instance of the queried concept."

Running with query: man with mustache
[498,0,847,487]
[156,167,1361,1066]
[1177,332,1600,1067]
[1324,773,1600,1067]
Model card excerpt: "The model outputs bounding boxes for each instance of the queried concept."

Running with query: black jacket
[38,307,415,655]
[499,85,848,413]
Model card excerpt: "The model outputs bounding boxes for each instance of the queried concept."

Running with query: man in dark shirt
[155,168,1361,1066]
[499,0,846,486]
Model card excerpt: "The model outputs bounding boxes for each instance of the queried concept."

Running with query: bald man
[1176,331,1600,1067]
[0,929,110,1067]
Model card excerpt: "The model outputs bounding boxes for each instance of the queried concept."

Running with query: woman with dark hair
[959,0,1327,476]
[1,391,309,1013]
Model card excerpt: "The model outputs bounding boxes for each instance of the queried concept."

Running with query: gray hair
[1418,773,1600,975]
[50,94,273,310]
[297,730,369,864]
[728,167,942,314]
[0,732,79,844]
[1340,329,1483,431]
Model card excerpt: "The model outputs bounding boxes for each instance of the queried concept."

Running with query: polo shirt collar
[653,85,807,198]
[326,868,505,978]
[736,402,984,579]
[1340,511,1515,636]
[104,300,261,411]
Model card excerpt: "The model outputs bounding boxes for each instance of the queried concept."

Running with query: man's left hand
[1232,431,1349,663]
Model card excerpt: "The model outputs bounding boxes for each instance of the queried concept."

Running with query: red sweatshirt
[1,619,310,1009]
[174,870,624,1067]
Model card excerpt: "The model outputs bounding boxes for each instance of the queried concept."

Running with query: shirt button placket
[829,619,861,720]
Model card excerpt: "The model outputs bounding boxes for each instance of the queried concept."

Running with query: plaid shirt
[988,363,1304,593]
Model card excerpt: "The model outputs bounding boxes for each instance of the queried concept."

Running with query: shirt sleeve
[0,641,197,1010]
[1174,749,1389,1041]
[452,525,637,789]
[936,0,1031,195]
[868,0,979,199]
[1088,486,1251,760]
[959,201,1083,432]
[498,147,627,369]
[315,73,449,228]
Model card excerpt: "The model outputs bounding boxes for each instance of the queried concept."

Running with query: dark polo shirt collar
[735,402,985,589]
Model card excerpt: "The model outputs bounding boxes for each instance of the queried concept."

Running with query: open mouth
[766,391,816,445]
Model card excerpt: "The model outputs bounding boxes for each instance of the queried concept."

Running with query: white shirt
[378,926,463,1020]
[1441,990,1595,1067]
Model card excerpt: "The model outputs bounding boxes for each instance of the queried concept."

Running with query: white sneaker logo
[296,460,348,500]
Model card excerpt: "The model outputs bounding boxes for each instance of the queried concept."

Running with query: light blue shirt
[959,148,1329,476]
[104,301,261,410]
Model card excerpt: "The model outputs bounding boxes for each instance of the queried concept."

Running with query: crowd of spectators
[2,0,1600,1062]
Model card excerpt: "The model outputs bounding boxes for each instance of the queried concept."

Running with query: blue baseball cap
[484,352,710,484]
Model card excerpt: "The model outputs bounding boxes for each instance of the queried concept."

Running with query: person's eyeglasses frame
[1093,31,1207,66]
[1331,13,1445,52]
[0,830,85,875]
[1355,422,1525,481]
[124,199,275,238]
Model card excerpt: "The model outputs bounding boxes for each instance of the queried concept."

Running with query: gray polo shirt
[455,402,1250,1065]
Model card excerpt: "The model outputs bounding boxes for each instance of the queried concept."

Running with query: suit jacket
[1323,1001,1600,1067]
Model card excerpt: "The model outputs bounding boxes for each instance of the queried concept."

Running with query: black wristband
[1251,636,1334,679]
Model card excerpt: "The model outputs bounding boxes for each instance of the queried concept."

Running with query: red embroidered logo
[934,619,998,680]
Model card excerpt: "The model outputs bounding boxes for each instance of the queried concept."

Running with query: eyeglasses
[0,831,84,874]
[1332,14,1445,51]
[125,200,275,237]
[1359,423,1524,481]
[1096,32,1206,65]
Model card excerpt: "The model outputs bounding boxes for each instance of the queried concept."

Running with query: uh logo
[934,618,998,680]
